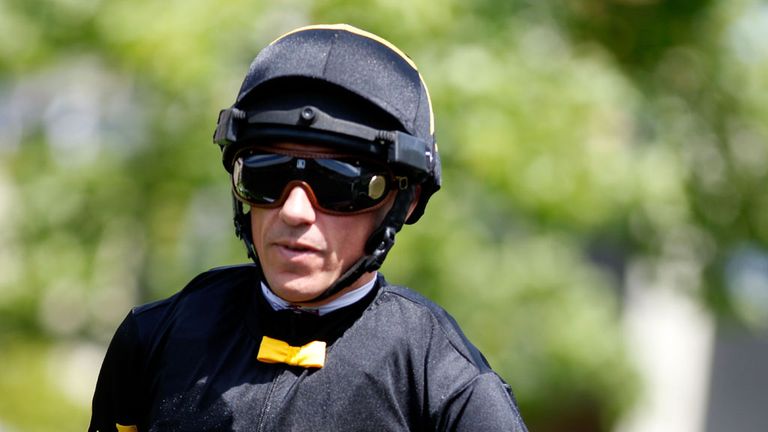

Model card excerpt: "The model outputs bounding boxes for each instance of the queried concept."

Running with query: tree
[3,1,765,431]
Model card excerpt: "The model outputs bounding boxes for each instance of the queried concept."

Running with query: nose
[278,185,317,225]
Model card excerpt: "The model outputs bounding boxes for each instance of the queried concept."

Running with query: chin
[269,275,330,303]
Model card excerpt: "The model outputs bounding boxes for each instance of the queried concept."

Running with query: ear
[405,186,422,221]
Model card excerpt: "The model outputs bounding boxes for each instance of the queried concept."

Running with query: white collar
[260,274,377,316]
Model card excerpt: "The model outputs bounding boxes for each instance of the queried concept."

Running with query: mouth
[274,240,321,257]
[282,244,315,253]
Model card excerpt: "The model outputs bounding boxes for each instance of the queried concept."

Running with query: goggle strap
[247,106,380,143]
[215,105,434,175]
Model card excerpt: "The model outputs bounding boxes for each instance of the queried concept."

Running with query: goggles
[232,149,404,214]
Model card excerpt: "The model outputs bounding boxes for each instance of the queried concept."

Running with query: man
[90,24,528,431]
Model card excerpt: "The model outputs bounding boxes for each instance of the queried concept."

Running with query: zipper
[256,366,282,432]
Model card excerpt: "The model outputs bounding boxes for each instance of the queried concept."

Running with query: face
[249,143,392,305]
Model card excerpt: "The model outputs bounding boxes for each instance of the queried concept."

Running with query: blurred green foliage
[1,0,768,431]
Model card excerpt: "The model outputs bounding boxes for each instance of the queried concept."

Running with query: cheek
[249,209,269,251]
[327,212,380,258]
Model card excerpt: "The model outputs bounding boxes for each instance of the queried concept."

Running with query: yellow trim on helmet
[270,24,435,135]
[272,24,415,68]
[420,72,435,136]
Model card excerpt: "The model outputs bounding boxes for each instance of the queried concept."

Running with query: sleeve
[89,311,144,432]
[437,372,528,432]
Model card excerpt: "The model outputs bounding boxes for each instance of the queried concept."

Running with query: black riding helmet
[213,24,441,301]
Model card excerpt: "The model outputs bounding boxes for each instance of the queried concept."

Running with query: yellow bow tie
[257,336,326,368]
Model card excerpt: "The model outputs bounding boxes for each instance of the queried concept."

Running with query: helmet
[213,24,441,300]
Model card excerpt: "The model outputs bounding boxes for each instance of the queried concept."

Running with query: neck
[261,273,378,316]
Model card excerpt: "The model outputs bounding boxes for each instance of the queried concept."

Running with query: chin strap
[232,188,415,303]
[308,187,415,302]
[233,194,257,262]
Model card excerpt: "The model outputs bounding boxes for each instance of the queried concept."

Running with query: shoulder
[133,264,256,312]
[376,280,527,430]
[376,279,492,373]
[128,263,258,340]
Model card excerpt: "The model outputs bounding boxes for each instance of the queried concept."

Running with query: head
[214,24,441,303]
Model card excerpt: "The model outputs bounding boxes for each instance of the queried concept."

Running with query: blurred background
[1,0,767,431]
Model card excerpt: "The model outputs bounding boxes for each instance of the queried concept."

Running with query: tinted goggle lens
[232,151,393,213]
